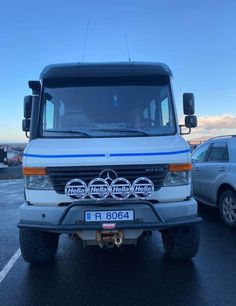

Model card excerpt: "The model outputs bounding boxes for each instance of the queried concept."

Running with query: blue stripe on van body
[23,149,190,159]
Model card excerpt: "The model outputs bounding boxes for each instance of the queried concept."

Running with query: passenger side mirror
[24,95,32,119]
[185,115,197,128]
[183,93,195,115]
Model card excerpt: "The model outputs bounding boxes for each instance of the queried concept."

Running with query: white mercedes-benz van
[19,62,201,263]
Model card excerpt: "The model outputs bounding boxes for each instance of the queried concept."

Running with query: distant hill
[188,136,210,143]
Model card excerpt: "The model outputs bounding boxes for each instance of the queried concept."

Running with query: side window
[222,147,229,162]
[192,144,209,163]
[207,143,229,162]
[143,97,171,127]
[43,100,54,130]
[161,97,169,126]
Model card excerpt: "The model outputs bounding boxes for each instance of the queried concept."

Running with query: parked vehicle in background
[0,147,8,169]
[192,135,236,227]
[7,150,22,166]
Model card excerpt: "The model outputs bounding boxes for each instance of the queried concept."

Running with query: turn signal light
[169,164,192,172]
[23,167,46,175]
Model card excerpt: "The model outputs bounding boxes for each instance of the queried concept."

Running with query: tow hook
[114,232,123,247]
[96,230,123,248]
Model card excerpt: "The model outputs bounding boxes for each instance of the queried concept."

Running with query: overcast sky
[0,0,236,142]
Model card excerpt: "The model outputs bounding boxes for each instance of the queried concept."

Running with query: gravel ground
[0,166,23,180]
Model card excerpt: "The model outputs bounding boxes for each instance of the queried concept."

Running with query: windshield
[41,77,176,138]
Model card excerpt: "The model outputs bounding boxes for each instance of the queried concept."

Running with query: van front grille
[47,164,168,195]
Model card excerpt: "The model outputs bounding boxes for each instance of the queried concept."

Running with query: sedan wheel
[219,190,236,228]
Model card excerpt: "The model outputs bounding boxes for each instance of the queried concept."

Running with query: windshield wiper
[91,128,150,136]
[44,130,92,137]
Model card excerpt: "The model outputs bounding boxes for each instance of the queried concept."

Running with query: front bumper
[18,198,202,233]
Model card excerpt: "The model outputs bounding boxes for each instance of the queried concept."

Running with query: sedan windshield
[41,77,176,138]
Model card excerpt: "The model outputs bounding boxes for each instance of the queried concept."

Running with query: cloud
[181,114,236,141]
[198,114,236,130]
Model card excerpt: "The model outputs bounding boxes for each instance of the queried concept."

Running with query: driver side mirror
[22,95,33,137]
[24,95,32,119]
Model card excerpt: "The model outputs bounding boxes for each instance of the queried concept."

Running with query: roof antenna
[124,35,131,62]
[81,19,90,63]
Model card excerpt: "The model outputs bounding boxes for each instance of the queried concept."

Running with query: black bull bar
[18,200,202,232]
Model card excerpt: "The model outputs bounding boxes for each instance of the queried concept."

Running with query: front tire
[161,224,200,259]
[19,228,59,264]
[219,190,236,228]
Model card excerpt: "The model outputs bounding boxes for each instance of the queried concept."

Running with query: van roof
[40,62,173,79]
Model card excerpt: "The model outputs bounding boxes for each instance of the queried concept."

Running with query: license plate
[85,210,134,222]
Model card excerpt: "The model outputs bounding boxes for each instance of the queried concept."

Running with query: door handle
[192,167,199,171]
[218,167,226,172]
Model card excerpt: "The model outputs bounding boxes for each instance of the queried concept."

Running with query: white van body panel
[24,135,190,167]
[24,135,191,205]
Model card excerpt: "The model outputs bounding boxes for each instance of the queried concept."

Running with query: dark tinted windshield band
[43,75,169,88]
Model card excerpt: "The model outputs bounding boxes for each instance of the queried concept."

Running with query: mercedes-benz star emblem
[99,169,118,183]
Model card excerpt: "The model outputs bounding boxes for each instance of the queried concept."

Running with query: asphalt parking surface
[0,166,22,180]
[0,179,236,306]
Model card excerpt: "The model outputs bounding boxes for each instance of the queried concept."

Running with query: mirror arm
[25,131,30,138]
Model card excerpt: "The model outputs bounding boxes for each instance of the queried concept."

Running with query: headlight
[163,171,191,187]
[25,175,54,190]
